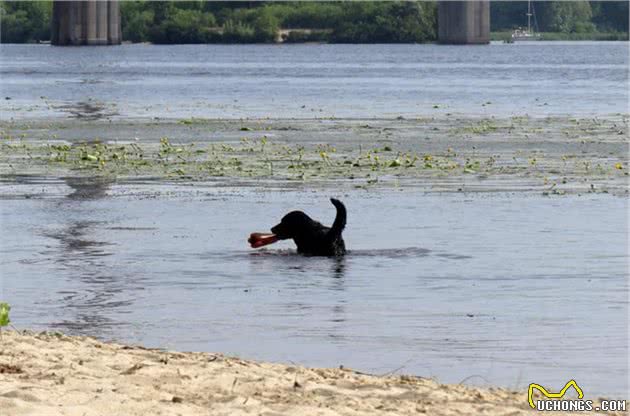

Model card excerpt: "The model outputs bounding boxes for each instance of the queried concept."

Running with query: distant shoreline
[490,31,628,42]
[2,31,628,46]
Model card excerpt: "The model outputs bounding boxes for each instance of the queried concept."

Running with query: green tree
[591,1,629,32]
[222,19,255,43]
[491,1,531,31]
[537,1,594,33]
[150,8,216,43]
[121,2,154,43]
[0,1,51,43]
[253,8,279,42]
[277,2,343,29]
[332,2,436,43]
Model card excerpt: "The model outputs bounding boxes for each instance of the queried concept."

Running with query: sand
[0,331,626,416]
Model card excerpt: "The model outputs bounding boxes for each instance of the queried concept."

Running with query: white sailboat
[511,0,541,41]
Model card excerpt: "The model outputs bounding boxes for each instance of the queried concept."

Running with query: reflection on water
[250,246,433,259]
[42,177,133,336]
[46,220,111,257]
[349,247,433,258]
[65,176,112,200]
[332,256,345,279]
[54,100,119,120]
[0,184,627,396]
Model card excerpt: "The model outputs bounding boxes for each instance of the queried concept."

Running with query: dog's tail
[329,198,346,237]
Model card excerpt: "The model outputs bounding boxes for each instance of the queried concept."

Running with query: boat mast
[526,0,532,33]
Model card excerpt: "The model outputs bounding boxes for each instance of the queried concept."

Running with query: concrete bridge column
[51,0,121,46]
[107,1,120,44]
[438,1,490,45]
[86,1,97,44]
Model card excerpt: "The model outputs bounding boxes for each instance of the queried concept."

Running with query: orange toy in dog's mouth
[248,233,279,248]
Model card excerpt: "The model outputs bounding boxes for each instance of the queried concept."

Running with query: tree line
[1,1,628,44]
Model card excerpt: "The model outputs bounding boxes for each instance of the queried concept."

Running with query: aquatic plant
[0,302,10,337]
[0,115,626,195]
[459,119,499,135]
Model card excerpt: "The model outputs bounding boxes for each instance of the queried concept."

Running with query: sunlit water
[0,42,628,119]
[0,179,627,396]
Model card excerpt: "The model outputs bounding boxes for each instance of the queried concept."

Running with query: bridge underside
[51,1,121,46]
[438,1,490,45]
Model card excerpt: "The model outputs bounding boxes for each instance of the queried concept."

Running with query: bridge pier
[438,1,490,45]
[51,0,121,46]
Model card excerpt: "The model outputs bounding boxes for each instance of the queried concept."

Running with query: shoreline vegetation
[490,31,629,42]
[26,29,630,47]
[0,330,627,416]
[1,1,628,44]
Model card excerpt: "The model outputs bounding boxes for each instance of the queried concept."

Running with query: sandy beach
[0,330,626,416]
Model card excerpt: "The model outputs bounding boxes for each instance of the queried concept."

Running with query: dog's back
[271,198,346,256]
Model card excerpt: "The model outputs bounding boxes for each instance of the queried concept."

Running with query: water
[1,42,628,397]
[1,42,628,120]
[0,179,627,396]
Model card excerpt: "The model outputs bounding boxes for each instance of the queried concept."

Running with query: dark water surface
[1,42,628,119]
[1,180,627,396]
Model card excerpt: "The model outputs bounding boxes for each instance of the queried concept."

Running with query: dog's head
[270,211,313,240]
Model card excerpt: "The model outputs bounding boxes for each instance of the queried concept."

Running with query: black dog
[271,198,346,256]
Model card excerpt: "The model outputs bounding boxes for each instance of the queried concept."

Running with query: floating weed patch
[13,143,412,178]
[0,139,450,180]
[0,129,624,191]
[1,115,624,193]
[459,119,499,135]
[177,117,215,126]
[463,158,481,173]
